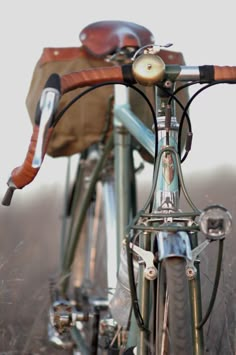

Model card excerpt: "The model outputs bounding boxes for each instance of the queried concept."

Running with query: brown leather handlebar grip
[10,125,53,189]
[61,66,128,94]
[214,66,236,81]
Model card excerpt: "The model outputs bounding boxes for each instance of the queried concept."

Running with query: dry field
[0,165,235,354]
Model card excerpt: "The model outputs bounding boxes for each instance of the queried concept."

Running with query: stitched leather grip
[61,65,133,94]
[214,66,236,81]
[10,125,53,189]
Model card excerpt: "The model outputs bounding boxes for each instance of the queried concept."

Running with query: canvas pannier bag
[25,46,188,159]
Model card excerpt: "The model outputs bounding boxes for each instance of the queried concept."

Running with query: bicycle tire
[73,183,108,293]
[71,165,112,354]
[51,146,113,354]
[155,257,193,355]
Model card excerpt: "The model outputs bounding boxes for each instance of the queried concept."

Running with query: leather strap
[39,47,89,65]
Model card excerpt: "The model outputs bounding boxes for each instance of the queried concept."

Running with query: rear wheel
[48,146,116,354]
[51,142,137,354]
[72,180,108,299]
[155,257,193,355]
[69,153,116,354]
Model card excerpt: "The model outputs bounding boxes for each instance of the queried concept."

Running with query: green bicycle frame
[60,82,207,354]
[113,84,204,354]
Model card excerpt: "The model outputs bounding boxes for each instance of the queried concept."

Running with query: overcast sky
[0,0,235,198]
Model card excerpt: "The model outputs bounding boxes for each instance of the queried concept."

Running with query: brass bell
[132,53,165,86]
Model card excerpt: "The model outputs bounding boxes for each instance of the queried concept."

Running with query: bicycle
[2,21,235,355]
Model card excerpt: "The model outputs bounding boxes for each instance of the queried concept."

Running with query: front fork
[156,229,205,355]
[134,225,224,355]
[130,228,205,355]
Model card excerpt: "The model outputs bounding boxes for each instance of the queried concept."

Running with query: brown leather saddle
[79,20,155,57]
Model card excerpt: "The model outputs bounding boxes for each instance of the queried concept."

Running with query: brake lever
[32,88,60,168]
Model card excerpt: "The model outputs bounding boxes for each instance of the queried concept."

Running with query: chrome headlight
[199,205,232,240]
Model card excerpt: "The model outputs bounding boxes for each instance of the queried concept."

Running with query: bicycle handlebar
[2,54,236,206]
[60,59,236,94]
[2,74,61,206]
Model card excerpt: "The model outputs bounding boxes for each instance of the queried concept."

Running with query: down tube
[102,177,118,300]
[114,86,140,349]
[114,87,154,351]
[113,87,138,257]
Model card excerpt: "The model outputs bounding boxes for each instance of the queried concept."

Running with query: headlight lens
[199,205,232,240]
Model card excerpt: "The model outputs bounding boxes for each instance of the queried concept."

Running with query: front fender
[157,230,192,261]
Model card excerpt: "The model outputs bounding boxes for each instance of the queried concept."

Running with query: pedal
[48,298,89,349]
[48,320,74,349]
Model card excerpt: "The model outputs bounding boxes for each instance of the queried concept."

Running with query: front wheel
[155,257,193,355]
